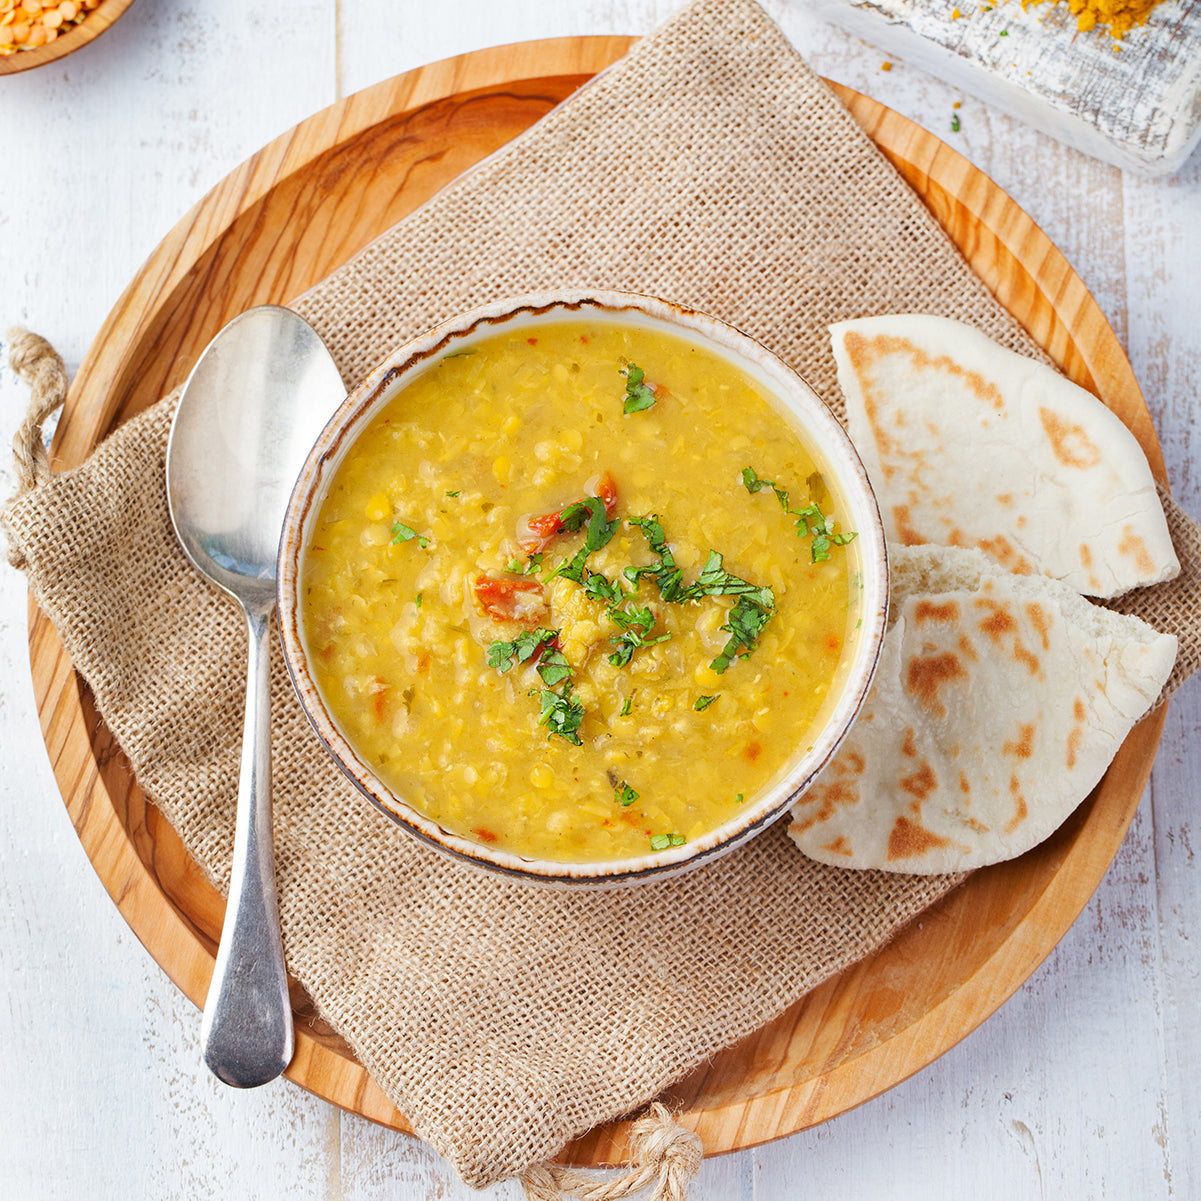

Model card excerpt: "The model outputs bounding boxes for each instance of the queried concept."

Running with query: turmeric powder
[1024,0,1171,39]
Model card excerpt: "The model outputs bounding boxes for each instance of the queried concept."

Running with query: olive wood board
[26,35,1169,1168]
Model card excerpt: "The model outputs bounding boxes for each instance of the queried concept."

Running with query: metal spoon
[166,305,344,1088]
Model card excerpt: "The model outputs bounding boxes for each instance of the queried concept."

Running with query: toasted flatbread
[787,545,1177,874]
[831,314,1179,599]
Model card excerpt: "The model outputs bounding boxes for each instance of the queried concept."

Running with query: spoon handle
[200,600,295,1088]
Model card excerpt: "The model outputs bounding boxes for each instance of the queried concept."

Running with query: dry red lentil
[0,0,102,54]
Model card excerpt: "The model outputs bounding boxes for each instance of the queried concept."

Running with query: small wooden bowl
[0,0,136,75]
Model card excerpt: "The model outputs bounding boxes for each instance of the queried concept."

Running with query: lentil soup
[297,312,870,866]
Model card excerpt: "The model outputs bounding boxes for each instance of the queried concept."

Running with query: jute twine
[6,327,65,559]
[6,1,1201,1193]
[518,1105,703,1201]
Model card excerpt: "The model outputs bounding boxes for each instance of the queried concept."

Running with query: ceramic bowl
[277,291,889,887]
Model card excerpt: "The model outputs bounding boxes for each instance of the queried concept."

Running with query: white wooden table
[2,2,1198,1197]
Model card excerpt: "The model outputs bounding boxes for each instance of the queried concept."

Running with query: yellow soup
[301,320,860,862]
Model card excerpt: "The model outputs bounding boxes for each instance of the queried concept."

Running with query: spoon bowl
[166,304,345,1087]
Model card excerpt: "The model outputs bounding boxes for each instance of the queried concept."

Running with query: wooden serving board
[27,36,1169,1167]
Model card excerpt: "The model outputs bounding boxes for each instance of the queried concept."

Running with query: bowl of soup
[277,292,888,886]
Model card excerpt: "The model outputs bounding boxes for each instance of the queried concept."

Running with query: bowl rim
[276,289,889,886]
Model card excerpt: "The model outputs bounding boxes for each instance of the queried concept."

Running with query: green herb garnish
[538,684,584,745]
[684,550,773,604]
[582,571,623,605]
[505,552,544,576]
[627,515,685,600]
[535,647,573,689]
[606,602,671,666]
[650,832,686,851]
[559,496,618,552]
[619,697,633,716]
[615,782,639,807]
[621,362,657,414]
[487,628,557,673]
[951,113,961,132]
[711,593,775,674]
[742,466,857,563]
[693,695,718,711]
[445,489,461,497]
[548,497,619,585]
[794,503,858,562]
[391,521,430,548]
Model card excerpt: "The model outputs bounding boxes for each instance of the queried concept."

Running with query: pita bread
[787,545,1177,874]
[831,314,1179,599]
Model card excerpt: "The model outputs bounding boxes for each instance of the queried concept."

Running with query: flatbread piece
[787,545,1177,873]
[832,313,1179,598]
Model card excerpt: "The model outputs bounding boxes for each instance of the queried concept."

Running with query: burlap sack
[6,0,1200,1190]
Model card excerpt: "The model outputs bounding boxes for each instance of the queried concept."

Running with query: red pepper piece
[472,575,547,626]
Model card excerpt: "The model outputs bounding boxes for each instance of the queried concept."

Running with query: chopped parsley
[445,489,461,497]
[650,832,686,851]
[710,593,775,674]
[742,466,857,563]
[558,495,619,551]
[505,552,544,576]
[551,545,590,584]
[487,628,557,673]
[582,571,623,605]
[607,603,672,667]
[615,782,639,807]
[538,684,584,745]
[684,550,774,605]
[620,362,657,414]
[626,515,685,600]
[391,521,430,548]
[548,496,619,586]
[951,113,961,133]
[795,503,858,562]
[489,628,581,745]
[535,647,573,689]
[627,517,776,672]
[693,695,718,711]
[619,697,632,716]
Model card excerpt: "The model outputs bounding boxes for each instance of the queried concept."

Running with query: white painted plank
[0,0,338,373]
[337,0,680,94]
[1125,145,1201,1201]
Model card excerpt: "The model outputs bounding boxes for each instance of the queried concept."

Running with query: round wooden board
[0,0,138,75]
[27,36,1169,1167]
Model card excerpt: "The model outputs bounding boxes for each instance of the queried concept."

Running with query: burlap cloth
[6,0,1201,1191]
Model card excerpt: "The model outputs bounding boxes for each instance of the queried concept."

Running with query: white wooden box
[811,0,1201,174]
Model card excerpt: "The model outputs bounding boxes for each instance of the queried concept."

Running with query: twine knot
[519,1103,703,1201]
[7,327,68,489]
[5,327,69,567]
